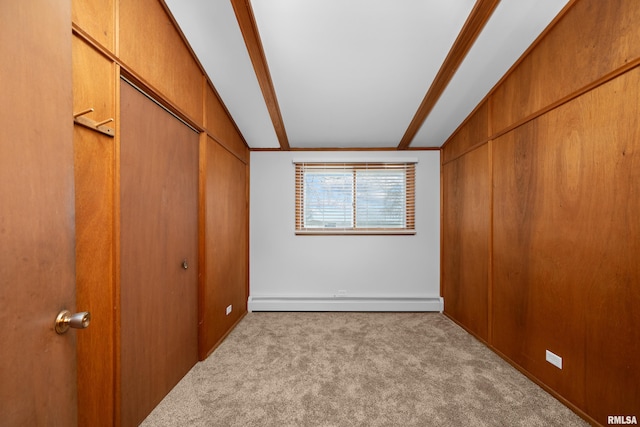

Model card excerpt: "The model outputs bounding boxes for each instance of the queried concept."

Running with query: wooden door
[0,1,78,425]
[119,80,199,426]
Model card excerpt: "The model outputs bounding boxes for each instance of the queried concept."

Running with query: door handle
[182,259,188,270]
[55,310,91,334]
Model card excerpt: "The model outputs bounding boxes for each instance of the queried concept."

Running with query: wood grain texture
[119,81,199,427]
[199,136,249,359]
[442,145,490,341]
[491,0,640,135]
[492,66,640,420]
[398,0,499,149]
[231,0,289,150]
[442,101,489,164]
[492,117,587,410]
[72,0,115,52]
[72,35,115,129]
[580,67,640,425]
[119,0,203,121]
[442,1,640,423]
[73,126,115,427]
[0,1,77,424]
[72,35,117,427]
[205,82,249,163]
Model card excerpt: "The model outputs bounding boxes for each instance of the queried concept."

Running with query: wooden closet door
[119,80,199,427]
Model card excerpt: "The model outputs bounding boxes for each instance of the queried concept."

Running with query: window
[295,162,415,234]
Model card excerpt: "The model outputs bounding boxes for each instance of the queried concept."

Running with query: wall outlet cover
[546,350,563,369]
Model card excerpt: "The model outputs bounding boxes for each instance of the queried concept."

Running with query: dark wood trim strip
[440,0,577,153]
[486,95,494,345]
[487,139,494,344]
[73,24,204,134]
[160,1,251,150]
[231,0,290,150]
[208,134,250,166]
[203,79,250,151]
[441,58,640,166]
[197,134,208,362]
[72,20,251,151]
[113,61,122,427]
[397,0,500,150]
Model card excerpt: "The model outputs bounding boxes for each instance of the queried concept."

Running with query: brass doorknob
[55,310,91,334]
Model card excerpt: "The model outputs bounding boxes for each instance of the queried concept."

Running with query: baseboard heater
[248,296,444,312]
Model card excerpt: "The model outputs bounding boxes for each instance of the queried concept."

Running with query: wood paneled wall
[441,0,640,425]
[71,0,250,425]
[442,145,490,341]
[199,135,250,359]
[119,0,203,120]
[72,27,117,427]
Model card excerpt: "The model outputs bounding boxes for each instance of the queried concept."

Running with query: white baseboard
[248,296,443,312]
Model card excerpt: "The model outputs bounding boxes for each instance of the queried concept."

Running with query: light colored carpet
[141,312,588,426]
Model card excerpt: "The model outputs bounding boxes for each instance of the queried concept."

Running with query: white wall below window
[249,151,441,311]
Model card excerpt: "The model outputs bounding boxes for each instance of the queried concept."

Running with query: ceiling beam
[231,0,290,150]
[397,0,500,150]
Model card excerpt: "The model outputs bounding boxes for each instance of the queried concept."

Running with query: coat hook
[73,108,94,118]
[73,107,115,137]
[94,118,114,127]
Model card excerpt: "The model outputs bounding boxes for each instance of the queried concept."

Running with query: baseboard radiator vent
[248,296,444,312]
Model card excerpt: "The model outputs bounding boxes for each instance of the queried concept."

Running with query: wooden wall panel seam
[442,59,640,166]
[72,25,203,133]
[207,134,250,165]
[159,0,251,148]
[486,95,493,344]
[72,22,250,151]
[197,134,208,361]
[112,61,123,427]
[72,24,115,62]
[443,141,489,166]
[439,0,579,153]
[204,81,250,151]
[439,166,445,300]
[159,0,209,86]
[443,312,599,426]
[487,140,493,344]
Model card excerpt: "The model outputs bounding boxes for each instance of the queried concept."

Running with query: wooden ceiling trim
[397,0,500,150]
[231,0,290,150]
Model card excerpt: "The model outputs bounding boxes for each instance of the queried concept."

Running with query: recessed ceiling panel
[411,0,570,147]
[165,0,280,148]
[251,0,476,148]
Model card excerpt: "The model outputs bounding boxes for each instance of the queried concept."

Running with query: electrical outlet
[226,305,232,315]
[545,350,562,369]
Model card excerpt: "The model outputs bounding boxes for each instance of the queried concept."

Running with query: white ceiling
[164,0,570,150]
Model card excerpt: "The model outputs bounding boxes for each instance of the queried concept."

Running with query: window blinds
[295,162,415,234]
